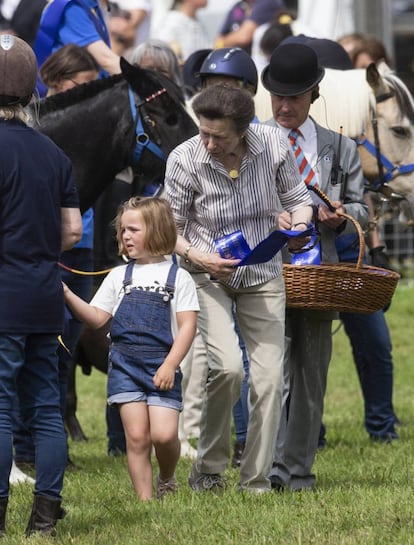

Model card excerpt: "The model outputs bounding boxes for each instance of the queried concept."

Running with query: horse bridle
[355,90,414,195]
[127,85,167,164]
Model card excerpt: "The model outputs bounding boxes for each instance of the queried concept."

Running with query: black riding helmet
[199,47,258,95]
[182,48,212,98]
[0,34,37,107]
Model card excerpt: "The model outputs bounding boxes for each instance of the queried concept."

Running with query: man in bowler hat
[261,43,368,490]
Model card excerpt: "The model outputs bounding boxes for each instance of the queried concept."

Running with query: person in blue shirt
[0,35,82,538]
[34,0,121,95]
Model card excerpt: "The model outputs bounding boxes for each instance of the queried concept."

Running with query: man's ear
[311,86,320,103]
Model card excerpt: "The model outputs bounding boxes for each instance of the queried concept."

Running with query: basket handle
[337,212,365,269]
[308,185,365,269]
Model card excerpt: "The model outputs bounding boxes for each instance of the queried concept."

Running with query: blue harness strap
[355,135,414,191]
[127,87,166,164]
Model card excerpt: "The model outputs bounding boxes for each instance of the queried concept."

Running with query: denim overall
[107,261,182,410]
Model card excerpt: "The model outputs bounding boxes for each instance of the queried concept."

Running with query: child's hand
[153,362,175,390]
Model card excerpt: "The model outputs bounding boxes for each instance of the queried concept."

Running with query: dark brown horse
[31,58,197,212]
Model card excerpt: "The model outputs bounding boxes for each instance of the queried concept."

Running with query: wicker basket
[283,213,400,314]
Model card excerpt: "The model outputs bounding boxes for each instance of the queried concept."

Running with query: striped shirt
[164,123,313,289]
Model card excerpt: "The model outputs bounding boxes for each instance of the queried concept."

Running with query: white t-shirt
[0,0,20,19]
[292,0,355,40]
[153,10,211,61]
[112,0,152,45]
[91,259,199,337]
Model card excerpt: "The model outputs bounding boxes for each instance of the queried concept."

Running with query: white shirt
[278,116,320,187]
[292,0,355,40]
[112,0,152,44]
[91,259,199,337]
[0,0,20,19]
[153,10,211,61]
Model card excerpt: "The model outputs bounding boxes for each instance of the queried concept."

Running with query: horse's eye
[391,126,410,138]
[165,114,178,126]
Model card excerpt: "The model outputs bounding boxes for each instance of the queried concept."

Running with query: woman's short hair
[40,44,99,89]
[192,86,255,134]
[337,33,392,67]
[115,197,177,257]
[129,39,184,90]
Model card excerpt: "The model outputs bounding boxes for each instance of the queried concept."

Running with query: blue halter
[355,91,414,193]
[127,86,167,165]
[355,135,414,190]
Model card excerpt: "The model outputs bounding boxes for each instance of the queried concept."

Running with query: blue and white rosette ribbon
[214,225,316,266]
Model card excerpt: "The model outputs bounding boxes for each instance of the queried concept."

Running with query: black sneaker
[188,464,225,492]
[269,474,285,492]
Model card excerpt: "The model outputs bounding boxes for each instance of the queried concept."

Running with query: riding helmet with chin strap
[0,34,37,107]
[199,47,258,95]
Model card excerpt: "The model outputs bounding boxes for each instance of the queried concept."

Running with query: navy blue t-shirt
[220,0,284,35]
[0,119,79,333]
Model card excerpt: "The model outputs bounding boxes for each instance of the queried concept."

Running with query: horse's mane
[310,66,414,138]
[34,65,185,117]
[310,68,371,137]
[36,74,125,115]
[382,71,414,125]
[121,63,186,106]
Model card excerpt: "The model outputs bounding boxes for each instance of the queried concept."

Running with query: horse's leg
[64,359,88,442]
[64,322,111,443]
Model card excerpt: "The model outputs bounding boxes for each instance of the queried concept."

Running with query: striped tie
[288,129,317,187]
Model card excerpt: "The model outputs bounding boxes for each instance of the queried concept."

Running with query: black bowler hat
[261,43,325,96]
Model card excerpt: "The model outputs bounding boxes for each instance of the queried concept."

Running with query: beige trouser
[179,330,208,441]
[193,273,286,490]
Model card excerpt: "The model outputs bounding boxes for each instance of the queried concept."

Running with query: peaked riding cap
[0,34,37,105]
[199,47,258,93]
[261,43,325,96]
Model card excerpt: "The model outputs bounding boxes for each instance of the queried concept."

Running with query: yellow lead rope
[57,262,113,276]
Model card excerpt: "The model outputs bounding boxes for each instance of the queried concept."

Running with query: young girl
[63,197,199,500]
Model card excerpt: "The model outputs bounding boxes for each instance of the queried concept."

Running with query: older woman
[129,38,185,99]
[163,85,313,493]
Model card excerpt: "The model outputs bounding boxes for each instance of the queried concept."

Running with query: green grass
[6,281,414,544]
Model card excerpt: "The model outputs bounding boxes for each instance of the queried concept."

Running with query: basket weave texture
[283,213,400,314]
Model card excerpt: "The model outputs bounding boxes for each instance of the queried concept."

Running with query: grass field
[6,281,414,544]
